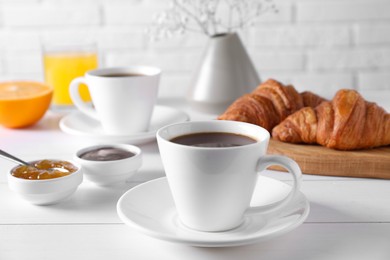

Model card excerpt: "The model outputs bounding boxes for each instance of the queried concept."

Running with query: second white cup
[69,66,160,135]
[157,120,302,232]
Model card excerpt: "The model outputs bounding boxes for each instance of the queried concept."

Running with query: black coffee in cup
[170,132,256,148]
[100,73,145,77]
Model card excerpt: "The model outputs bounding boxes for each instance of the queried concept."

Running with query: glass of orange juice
[43,43,98,107]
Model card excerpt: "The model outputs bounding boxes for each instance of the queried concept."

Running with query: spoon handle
[0,149,30,166]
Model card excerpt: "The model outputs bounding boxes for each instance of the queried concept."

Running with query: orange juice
[44,52,98,105]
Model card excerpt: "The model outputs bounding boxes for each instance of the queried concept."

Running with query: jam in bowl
[11,159,78,180]
[8,159,82,205]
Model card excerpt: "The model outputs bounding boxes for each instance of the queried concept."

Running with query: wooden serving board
[267,139,390,179]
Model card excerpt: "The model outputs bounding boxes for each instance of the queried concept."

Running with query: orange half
[0,81,53,128]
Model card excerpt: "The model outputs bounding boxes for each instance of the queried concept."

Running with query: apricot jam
[11,160,78,180]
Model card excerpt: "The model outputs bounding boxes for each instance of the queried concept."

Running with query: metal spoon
[0,149,69,173]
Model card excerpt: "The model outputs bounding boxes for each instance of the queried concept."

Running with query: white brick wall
[250,26,351,47]
[0,0,389,99]
[296,1,390,22]
[2,4,101,27]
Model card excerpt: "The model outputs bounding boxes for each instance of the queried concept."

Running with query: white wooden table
[1,97,390,260]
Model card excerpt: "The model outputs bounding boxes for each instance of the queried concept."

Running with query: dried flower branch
[147,0,277,40]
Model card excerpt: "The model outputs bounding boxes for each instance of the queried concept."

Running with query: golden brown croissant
[216,93,280,132]
[301,91,328,108]
[218,79,304,132]
[251,79,304,120]
[272,89,390,150]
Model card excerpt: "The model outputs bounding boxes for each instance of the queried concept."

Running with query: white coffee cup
[157,120,302,232]
[69,66,160,134]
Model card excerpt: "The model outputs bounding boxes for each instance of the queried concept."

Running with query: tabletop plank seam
[0,223,124,226]
[2,222,390,226]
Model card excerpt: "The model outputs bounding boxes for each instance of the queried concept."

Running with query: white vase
[187,33,260,114]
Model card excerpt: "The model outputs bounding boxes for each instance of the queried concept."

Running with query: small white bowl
[74,144,142,186]
[8,160,83,205]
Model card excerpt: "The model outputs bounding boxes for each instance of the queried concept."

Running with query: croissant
[301,91,328,108]
[218,79,305,131]
[251,79,304,120]
[272,89,390,150]
[216,93,280,132]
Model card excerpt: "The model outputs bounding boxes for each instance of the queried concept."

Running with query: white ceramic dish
[59,105,189,144]
[8,160,83,205]
[74,144,142,186]
[117,176,310,247]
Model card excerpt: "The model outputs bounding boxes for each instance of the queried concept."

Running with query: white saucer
[117,176,310,247]
[59,105,189,144]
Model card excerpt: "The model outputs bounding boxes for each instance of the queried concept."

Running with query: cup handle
[246,155,302,215]
[69,77,99,120]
